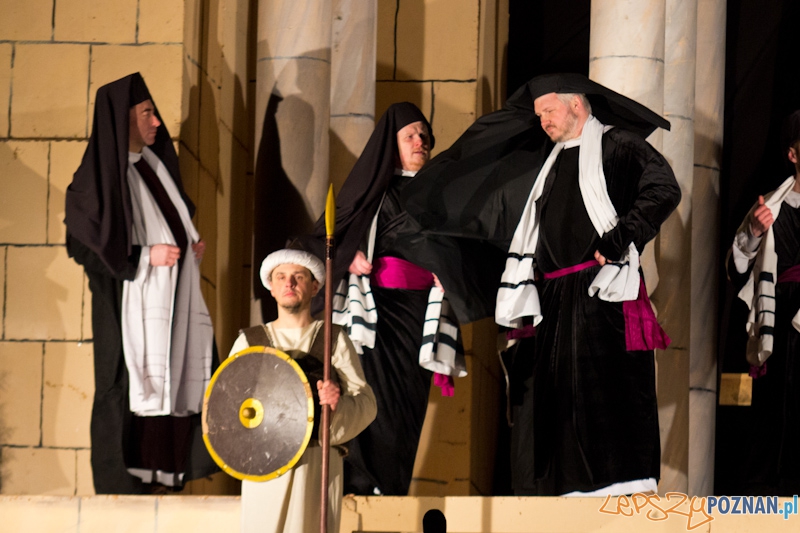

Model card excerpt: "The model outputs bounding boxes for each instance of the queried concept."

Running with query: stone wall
[0,0,508,497]
[0,0,205,496]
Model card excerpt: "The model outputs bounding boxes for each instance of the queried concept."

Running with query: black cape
[65,72,193,279]
[292,102,434,299]
[64,73,217,493]
[399,73,671,324]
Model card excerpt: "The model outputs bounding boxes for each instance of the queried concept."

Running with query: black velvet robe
[344,175,433,496]
[292,103,436,496]
[400,98,679,493]
[507,130,679,494]
[729,204,800,495]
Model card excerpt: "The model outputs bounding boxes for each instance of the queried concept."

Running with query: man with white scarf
[727,109,800,495]
[497,79,680,497]
[401,73,680,497]
[65,73,216,493]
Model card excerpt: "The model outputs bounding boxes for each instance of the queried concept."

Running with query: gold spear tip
[325,183,336,237]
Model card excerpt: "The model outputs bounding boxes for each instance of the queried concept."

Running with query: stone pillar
[690,0,726,497]
[589,0,666,149]
[330,0,377,191]
[654,0,698,495]
[590,0,666,295]
[252,1,332,323]
[590,0,697,495]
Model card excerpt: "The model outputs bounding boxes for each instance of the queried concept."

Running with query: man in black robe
[727,110,800,495]
[293,103,454,496]
[64,73,217,493]
[400,74,681,496]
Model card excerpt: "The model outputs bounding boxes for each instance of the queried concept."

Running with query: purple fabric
[749,362,767,379]
[506,324,537,340]
[434,373,454,397]
[778,264,800,284]
[623,278,671,351]
[371,256,434,290]
[543,259,599,279]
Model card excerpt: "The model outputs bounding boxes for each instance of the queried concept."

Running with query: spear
[320,183,336,533]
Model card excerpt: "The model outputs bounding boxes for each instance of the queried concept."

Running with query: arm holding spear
[320,183,336,533]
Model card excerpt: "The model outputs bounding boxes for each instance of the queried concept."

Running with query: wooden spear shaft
[320,184,336,533]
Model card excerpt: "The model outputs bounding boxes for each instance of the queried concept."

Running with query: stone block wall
[375,0,480,156]
[0,0,508,498]
[0,0,189,496]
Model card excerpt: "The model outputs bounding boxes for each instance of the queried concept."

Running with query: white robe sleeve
[228,333,249,356]
[329,328,377,445]
[731,227,763,275]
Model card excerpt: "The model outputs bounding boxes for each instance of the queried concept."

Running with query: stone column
[590,0,666,295]
[589,0,666,148]
[330,0,377,190]
[690,0,726,497]
[252,1,332,323]
[590,0,695,495]
[654,0,698,495]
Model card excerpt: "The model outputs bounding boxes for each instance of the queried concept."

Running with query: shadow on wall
[253,50,324,324]
[0,142,79,341]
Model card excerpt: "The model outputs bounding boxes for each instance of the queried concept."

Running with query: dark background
[504,0,800,495]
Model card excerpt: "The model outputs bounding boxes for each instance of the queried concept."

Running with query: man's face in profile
[396,120,431,172]
[534,92,580,143]
[129,99,161,152]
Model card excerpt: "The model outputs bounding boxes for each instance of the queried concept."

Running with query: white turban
[260,249,325,290]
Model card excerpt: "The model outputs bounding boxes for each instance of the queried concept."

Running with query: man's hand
[594,250,607,266]
[150,244,181,267]
[433,273,444,293]
[192,240,206,261]
[317,380,341,411]
[750,195,774,238]
[348,250,372,276]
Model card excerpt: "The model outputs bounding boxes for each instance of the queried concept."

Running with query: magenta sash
[371,256,452,394]
[778,263,800,284]
[623,278,671,351]
[371,256,434,290]
[434,373,454,397]
[543,259,599,279]
[506,324,537,340]
[750,362,767,379]
[543,259,669,351]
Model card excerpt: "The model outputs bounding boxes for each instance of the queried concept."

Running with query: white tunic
[232,321,376,533]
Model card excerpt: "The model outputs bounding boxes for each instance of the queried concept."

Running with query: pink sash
[370,256,453,395]
[778,263,800,284]
[623,278,671,351]
[543,259,670,351]
[371,256,434,290]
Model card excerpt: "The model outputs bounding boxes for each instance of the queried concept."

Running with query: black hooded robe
[293,102,437,496]
[399,74,680,495]
[64,73,217,493]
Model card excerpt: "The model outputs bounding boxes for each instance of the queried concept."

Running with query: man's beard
[551,110,579,143]
[279,301,303,314]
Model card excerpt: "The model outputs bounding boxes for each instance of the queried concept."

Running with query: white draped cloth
[496,115,641,329]
[731,175,800,366]
[122,147,214,417]
[332,169,467,378]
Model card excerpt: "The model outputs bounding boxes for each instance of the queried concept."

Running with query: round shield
[202,346,314,482]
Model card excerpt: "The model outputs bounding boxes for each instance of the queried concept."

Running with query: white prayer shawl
[332,169,467,378]
[496,115,640,329]
[732,175,800,366]
[122,147,214,417]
